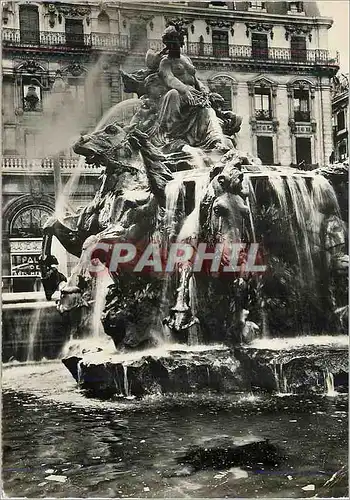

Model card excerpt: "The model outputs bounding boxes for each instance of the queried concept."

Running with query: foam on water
[248,335,348,350]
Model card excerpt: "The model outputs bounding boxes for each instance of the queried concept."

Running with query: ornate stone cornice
[56,5,91,18]
[208,75,238,95]
[165,16,193,26]
[246,22,274,39]
[287,79,316,96]
[206,19,235,28]
[123,11,154,22]
[285,24,312,42]
[14,59,47,74]
[62,63,86,77]
[43,3,91,27]
[205,18,235,36]
[247,78,277,96]
[249,118,279,133]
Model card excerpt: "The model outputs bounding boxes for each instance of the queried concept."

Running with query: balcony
[2,29,129,52]
[183,42,339,66]
[2,156,101,174]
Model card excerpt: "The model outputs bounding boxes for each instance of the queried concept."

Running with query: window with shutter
[254,88,272,120]
[291,36,307,62]
[212,30,229,58]
[65,19,84,47]
[19,5,39,44]
[293,89,310,121]
[251,33,268,59]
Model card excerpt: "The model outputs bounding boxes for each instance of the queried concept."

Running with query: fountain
[3,22,349,500]
[29,22,348,398]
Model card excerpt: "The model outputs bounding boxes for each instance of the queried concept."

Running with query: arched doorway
[9,205,53,293]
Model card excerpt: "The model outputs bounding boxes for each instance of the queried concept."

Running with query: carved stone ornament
[288,118,296,133]
[30,177,43,199]
[246,22,274,39]
[56,5,91,17]
[209,76,238,95]
[64,63,86,77]
[15,60,45,74]
[205,19,235,29]
[272,119,279,132]
[249,116,257,132]
[123,11,155,22]
[285,24,312,42]
[10,240,43,253]
[287,80,315,95]
[46,3,57,28]
[247,78,277,97]
[165,16,193,27]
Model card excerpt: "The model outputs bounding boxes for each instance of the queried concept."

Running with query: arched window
[247,77,279,163]
[97,12,110,33]
[10,205,52,238]
[9,205,53,292]
[208,75,237,111]
[247,77,278,122]
[19,5,39,44]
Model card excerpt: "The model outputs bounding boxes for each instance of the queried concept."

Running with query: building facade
[2,0,339,292]
[331,71,348,163]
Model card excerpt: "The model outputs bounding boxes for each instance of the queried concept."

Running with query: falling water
[260,301,270,339]
[123,365,131,397]
[178,171,210,243]
[285,176,315,280]
[272,361,290,395]
[208,107,229,145]
[164,175,185,243]
[77,359,83,386]
[97,98,141,129]
[324,369,338,397]
[266,174,289,216]
[243,175,257,242]
[90,272,114,339]
[252,171,343,337]
[188,275,200,345]
[262,171,342,280]
[183,145,207,170]
[311,174,341,217]
[26,307,42,362]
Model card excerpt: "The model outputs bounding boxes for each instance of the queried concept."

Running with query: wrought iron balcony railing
[255,109,272,120]
[3,30,339,65]
[2,29,129,51]
[184,42,339,65]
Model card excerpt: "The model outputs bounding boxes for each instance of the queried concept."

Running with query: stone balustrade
[2,156,101,173]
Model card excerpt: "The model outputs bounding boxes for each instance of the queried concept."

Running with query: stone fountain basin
[62,335,348,398]
[234,335,349,394]
[62,343,249,397]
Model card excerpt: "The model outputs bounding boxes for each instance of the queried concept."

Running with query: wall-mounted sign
[11,254,41,277]
[10,239,42,277]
